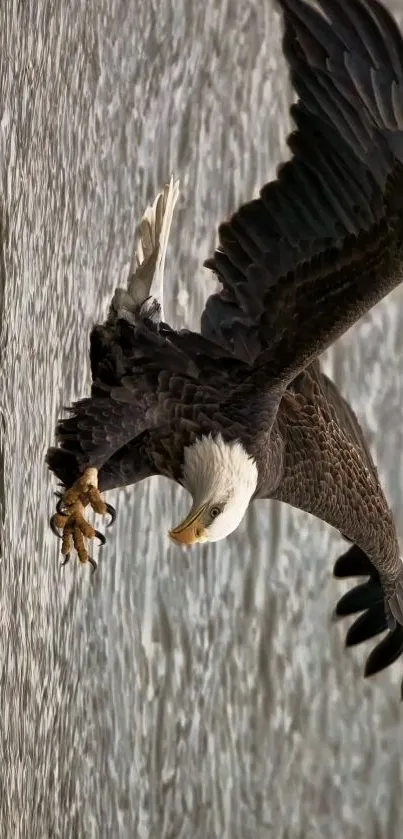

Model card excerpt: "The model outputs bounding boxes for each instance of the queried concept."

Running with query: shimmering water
[2,1,403,836]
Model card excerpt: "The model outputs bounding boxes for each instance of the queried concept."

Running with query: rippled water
[2,1,403,837]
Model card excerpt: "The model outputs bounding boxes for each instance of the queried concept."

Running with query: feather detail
[110,176,180,324]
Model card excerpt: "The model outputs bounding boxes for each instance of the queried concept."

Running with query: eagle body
[48,0,403,649]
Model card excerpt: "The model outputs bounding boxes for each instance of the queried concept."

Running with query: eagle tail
[333,543,403,695]
[109,176,179,324]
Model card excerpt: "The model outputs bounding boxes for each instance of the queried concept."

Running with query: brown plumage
[47,0,403,652]
[290,361,403,691]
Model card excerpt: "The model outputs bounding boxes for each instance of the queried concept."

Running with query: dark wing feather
[46,319,162,484]
[46,315,237,489]
[202,0,403,381]
[333,543,403,694]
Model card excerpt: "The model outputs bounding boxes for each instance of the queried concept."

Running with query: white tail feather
[110,176,180,324]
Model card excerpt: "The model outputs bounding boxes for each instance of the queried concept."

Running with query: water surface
[1,1,403,836]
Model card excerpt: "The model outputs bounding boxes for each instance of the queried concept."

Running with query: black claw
[94,529,106,546]
[88,556,97,572]
[50,514,63,538]
[105,503,116,527]
[56,496,67,516]
[61,554,70,567]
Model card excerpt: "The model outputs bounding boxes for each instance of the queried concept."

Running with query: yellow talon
[50,468,109,569]
[88,485,107,515]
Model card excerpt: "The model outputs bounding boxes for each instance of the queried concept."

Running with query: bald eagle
[47,0,403,633]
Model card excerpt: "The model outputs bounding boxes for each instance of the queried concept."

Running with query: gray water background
[1,0,403,836]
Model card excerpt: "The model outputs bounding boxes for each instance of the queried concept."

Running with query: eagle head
[169,434,258,545]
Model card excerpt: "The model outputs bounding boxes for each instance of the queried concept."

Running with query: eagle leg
[50,468,110,570]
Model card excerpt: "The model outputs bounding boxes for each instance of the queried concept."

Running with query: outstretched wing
[201,0,403,381]
[46,180,207,489]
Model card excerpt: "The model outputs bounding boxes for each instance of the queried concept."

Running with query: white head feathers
[181,434,258,542]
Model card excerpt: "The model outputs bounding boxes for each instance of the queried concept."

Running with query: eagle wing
[306,360,378,479]
[46,179,221,489]
[287,363,403,689]
[201,0,403,383]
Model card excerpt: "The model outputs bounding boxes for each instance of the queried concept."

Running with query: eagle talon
[49,468,114,569]
[56,496,68,516]
[61,554,70,567]
[87,484,107,516]
[88,556,97,572]
[50,513,64,538]
[95,529,106,546]
[105,503,116,527]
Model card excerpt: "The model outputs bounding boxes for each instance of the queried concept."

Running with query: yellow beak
[169,507,208,545]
